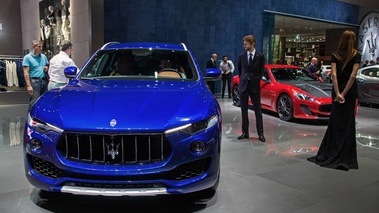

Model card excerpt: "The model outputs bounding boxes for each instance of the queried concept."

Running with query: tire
[277,94,293,121]
[232,85,241,107]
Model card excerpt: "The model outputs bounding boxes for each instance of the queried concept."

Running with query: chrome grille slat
[149,136,151,161]
[102,136,105,163]
[161,135,164,160]
[57,133,171,165]
[135,136,137,162]
[76,134,80,159]
[65,134,68,158]
[121,136,124,164]
[89,135,93,161]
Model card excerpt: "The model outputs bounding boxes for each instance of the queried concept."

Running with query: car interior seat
[158,70,182,78]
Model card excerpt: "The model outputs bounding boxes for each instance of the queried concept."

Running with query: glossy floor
[1,100,378,213]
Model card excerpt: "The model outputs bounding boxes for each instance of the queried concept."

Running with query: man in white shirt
[219,55,235,98]
[48,40,77,90]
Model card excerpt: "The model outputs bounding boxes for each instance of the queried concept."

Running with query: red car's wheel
[277,94,294,121]
[232,85,241,107]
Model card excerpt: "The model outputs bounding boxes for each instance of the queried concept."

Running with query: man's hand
[27,85,33,95]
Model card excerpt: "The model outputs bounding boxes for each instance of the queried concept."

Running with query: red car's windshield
[271,68,319,81]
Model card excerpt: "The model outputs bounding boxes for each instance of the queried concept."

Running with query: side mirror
[64,66,78,79]
[204,68,221,81]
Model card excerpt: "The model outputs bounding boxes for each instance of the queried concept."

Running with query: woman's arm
[341,62,360,97]
[331,62,344,103]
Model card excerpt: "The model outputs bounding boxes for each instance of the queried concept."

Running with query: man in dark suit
[307,57,321,77]
[206,53,218,94]
[237,35,265,142]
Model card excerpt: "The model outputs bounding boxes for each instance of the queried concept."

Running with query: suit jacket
[307,63,319,74]
[206,59,217,69]
[238,51,264,93]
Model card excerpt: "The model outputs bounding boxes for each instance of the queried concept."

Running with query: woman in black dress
[308,30,361,171]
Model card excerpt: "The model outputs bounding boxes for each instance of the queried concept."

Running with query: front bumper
[23,125,221,196]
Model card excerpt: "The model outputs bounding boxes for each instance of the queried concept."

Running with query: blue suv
[24,42,222,197]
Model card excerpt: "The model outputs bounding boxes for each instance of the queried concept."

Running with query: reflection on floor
[1,101,379,213]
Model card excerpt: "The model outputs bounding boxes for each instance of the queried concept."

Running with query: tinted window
[79,49,198,80]
[361,67,379,77]
[271,68,318,81]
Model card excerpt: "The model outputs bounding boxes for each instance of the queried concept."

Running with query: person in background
[237,35,265,142]
[48,40,77,90]
[219,55,235,98]
[362,60,369,67]
[307,30,361,171]
[308,57,321,76]
[206,53,218,95]
[23,40,49,110]
[159,54,186,78]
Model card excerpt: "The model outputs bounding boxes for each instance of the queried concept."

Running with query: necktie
[249,53,253,67]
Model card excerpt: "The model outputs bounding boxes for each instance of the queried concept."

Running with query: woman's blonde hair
[333,30,357,70]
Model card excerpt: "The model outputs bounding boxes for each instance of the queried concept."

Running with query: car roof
[100,42,188,51]
[358,64,379,71]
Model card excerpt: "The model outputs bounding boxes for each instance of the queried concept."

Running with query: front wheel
[277,94,293,121]
[232,85,241,107]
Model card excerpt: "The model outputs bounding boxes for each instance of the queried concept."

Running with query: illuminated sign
[358,12,379,63]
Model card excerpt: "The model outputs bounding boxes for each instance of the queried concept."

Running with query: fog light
[190,141,205,153]
[30,138,43,151]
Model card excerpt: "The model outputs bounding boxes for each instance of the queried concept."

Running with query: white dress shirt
[48,51,77,83]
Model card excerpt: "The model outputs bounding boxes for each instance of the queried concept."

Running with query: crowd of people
[361,57,379,67]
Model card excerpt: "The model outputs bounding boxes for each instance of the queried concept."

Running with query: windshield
[79,49,198,80]
[271,68,319,81]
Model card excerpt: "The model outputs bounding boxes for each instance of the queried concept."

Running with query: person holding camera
[219,55,235,98]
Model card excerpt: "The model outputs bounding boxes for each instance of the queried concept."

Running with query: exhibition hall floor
[1,99,378,213]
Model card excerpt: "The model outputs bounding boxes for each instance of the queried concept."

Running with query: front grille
[56,133,172,165]
[319,104,332,113]
[28,154,211,180]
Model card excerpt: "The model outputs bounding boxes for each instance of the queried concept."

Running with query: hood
[282,81,332,98]
[33,80,215,132]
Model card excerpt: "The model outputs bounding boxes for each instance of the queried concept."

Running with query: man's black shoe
[238,133,249,140]
[258,134,266,142]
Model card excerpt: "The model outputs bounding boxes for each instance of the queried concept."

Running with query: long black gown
[308,52,361,171]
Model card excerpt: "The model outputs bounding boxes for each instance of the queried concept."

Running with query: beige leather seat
[158,70,181,78]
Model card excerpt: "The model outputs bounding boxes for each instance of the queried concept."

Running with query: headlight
[27,113,64,134]
[294,92,315,102]
[165,115,218,135]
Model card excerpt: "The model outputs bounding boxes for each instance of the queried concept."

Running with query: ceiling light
[0,23,3,30]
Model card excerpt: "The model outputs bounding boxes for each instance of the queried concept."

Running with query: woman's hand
[335,93,345,104]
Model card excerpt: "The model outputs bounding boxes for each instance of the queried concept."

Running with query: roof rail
[180,43,187,51]
[101,42,120,50]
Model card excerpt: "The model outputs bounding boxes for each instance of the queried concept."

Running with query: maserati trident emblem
[106,138,120,159]
[110,119,117,127]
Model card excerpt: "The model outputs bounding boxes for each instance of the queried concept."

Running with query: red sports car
[231,64,333,121]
